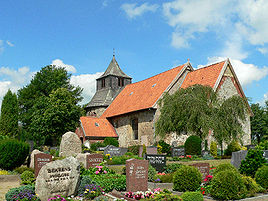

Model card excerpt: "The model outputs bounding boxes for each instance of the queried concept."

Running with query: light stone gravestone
[126,158,148,192]
[146,146,158,155]
[145,154,166,172]
[171,147,185,157]
[59,131,82,157]
[34,153,52,178]
[76,153,89,168]
[30,149,42,169]
[103,145,127,157]
[231,150,248,169]
[263,150,268,162]
[35,157,80,201]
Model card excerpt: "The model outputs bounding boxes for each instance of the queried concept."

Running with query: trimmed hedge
[224,140,241,156]
[255,165,268,189]
[214,163,238,176]
[184,136,202,155]
[181,192,203,201]
[0,139,29,170]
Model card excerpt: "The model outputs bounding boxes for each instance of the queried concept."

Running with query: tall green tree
[250,102,268,143]
[17,65,83,145]
[0,89,19,137]
[156,84,247,152]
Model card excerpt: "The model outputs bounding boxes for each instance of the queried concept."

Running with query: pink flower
[95,171,99,174]
[104,170,107,174]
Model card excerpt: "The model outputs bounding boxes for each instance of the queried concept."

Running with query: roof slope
[102,64,185,118]
[80,116,118,138]
[98,56,131,79]
[181,61,225,89]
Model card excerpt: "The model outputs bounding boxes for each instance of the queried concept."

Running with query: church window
[132,118,138,140]
[118,78,124,87]
[101,79,105,88]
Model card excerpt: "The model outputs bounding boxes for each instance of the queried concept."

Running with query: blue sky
[0,0,268,107]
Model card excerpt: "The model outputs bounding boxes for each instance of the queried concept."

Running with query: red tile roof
[80,116,118,138]
[102,64,185,118]
[181,61,225,89]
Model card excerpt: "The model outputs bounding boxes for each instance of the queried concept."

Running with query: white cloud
[70,72,103,105]
[171,32,190,49]
[121,3,159,19]
[205,56,268,86]
[51,59,77,73]
[6,40,14,47]
[257,47,268,54]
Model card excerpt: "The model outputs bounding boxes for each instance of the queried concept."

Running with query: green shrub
[148,189,182,200]
[154,173,174,183]
[14,166,34,174]
[148,164,157,182]
[214,163,238,176]
[224,140,241,156]
[20,170,35,185]
[0,139,29,170]
[256,140,268,150]
[164,163,184,174]
[103,137,119,147]
[240,149,266,177]
[242,175,264,196]
[127,145,139,155]
[210,141,217,157]
[184,136,202,155]
[210,170,247,200]
[125,152,134,156]
[90,142,105,151]
[5,185,38,201]
[142,144,146,157]
[181,192,203,201]
[77,175,92,195]
[90,174,126,192]
[173,165,202,192]
[255,165,268,189]
[158,140,171,156]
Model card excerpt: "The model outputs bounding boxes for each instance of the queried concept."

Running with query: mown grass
[167,159,231,167]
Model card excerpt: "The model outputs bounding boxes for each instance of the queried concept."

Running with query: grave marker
[86,154,103,168]
[171,147,185,157]
[263,150,268,162]
[34,153,52,178]
[191,163,210,180]
[231,150,248,169]
[103,145,127,157]
[59,131,82,157]
[146,146,157,155]
[145,154,166,172]
[126,158,148,192]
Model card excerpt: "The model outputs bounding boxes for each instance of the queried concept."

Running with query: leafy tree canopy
[0,89,18,137]
[156,84,247,149]
[17,65,83,145]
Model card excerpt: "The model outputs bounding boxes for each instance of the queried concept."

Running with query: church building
[76,57,252,147]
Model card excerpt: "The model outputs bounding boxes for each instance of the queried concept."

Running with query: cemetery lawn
[167,159,231,167]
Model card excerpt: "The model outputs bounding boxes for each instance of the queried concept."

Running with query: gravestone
[126,158,148,192]
[30,149,42,169]
[103,145,127,157]
[202,150,209,157]
[191,163,210,180]
[59,131,82,157]
[171,147,185,157]
[34,153,52,178]
[146,146,158,155]
[231,150,248,169]
[86,154,103,168]
[138,146,144,158]
[35,157,80,201]
[97,146,107,151]
[145,154,166,172]
[263,150,268,162]
[76,153,89,168]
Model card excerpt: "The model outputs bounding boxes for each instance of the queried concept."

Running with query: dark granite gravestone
[191,163,210,180]
[263,150,268,162]
[126,158,148,192]
[103,145,128,157]
[146,146,158,155]
[231,150,248,169]
[86,154,103,168]
[97,146,107,151]
[145,154,166,172]
[34,153,52,178]
[171,147,185,157]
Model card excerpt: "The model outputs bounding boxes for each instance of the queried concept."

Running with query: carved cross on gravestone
[126,158,148,192]
[34,153,52,178]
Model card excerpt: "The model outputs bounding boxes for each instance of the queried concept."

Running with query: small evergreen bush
[148,164,157,182]
[163,163,184,174]
[184,136,202,155]
[173,165,202,192]
[181,192,203,201]
[103,137,119,147]
[158,140,171,156]
[90,142,105,151]
[224,140,241,156]
[242,175,264,196]
[210,141,217,157]
[5,185,37,201]
[255,165,268,189]
[127,145,140,155]
[20,170,35,185]
[239,149,266,177]
[14,166,34,174]
[210,170,247,200]
[0,139,29,170]
[214,163,238,176]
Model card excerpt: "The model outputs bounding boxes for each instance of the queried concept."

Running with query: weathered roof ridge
[98,55,131,79]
